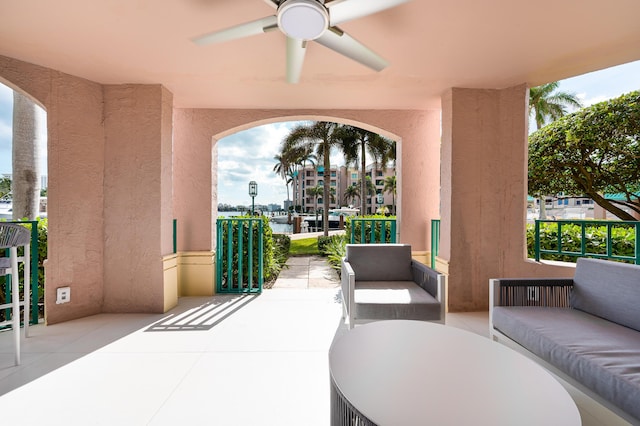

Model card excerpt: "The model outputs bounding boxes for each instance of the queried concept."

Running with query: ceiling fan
[191,0,410,83]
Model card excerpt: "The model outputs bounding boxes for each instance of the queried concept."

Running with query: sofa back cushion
[571,258,640,331]
[346,244,413,281]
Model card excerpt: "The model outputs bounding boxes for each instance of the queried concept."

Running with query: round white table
[329,320,581,426]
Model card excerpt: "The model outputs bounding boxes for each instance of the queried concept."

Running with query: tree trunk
[538,195,547,220]
[322,144,330,237]
[12,92,43,220]
[588,191,637,221]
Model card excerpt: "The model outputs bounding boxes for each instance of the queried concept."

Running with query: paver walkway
[272,256,340,289]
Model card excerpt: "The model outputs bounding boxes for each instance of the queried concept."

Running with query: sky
[1,60,639,206]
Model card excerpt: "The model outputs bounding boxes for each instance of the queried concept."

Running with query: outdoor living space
[1,2,640,425]
[0,286,632,425]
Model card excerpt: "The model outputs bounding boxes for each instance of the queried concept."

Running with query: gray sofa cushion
[493,306,640,421]
[354,280,441,321]
[571,258,640,332]
[346,244,413,281]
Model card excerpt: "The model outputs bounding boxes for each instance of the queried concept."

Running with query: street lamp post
[249,181,258,215]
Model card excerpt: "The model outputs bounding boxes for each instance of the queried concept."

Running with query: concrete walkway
[272,256,340,289]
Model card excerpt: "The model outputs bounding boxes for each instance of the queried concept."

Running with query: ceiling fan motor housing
[277,0,329,41]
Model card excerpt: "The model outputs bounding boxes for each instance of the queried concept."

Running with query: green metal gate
[216,217,264,294]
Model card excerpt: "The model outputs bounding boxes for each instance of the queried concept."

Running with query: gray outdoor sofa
[341,244,445,329]
[490,258,640,424]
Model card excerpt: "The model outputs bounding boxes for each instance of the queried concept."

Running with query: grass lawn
[289,237,320,256]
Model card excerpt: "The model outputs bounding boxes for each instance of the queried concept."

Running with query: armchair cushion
[345,244,412,281]
[354,280,441,321]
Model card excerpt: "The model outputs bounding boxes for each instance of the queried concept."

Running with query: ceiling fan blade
[327,0,410,26]
[191,15,278,45]
[286,37,307,84]
[262,0,278,9]
[316,28,388,71]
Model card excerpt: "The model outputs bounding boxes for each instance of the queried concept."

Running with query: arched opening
[0,80,48,325]
[211,115,403,246]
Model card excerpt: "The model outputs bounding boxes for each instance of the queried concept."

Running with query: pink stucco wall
[0,55,105,323]
[1,56,175,322]
[173,109,441,252]
[102,85,173,313]
[441,85,574,312]
[7,52,572,321]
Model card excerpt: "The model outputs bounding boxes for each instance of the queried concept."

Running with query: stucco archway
[211,116,403,241]
[173,109,441,255]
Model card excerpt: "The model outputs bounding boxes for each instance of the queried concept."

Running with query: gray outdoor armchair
[341,244,445,329]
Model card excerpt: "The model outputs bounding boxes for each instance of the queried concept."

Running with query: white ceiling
[1,0,639,110]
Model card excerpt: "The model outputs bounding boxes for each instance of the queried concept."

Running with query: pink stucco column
[173,109,216,251]
[102,85,173,313]
[441,85,531,312]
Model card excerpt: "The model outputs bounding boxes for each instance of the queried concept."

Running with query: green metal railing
[349,218,396,244]
[172,219,177,254]
[534,219,640,264]
[431,219,440,269]
[216,217,264,293]
[1,220,40,325]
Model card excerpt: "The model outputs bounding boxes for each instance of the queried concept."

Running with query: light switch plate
[56,287,71,304]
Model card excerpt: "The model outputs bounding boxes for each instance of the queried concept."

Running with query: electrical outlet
[56,287,71,304]
[527,286,539,302]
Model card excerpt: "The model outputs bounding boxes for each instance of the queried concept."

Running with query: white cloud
[217,121,302,206]
[577,93,611,107]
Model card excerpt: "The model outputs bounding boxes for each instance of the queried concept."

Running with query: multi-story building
[292,164,396,214]
[291,165,347,213]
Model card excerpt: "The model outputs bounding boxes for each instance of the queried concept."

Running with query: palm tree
[344,184,360,206]
[12,92,43,219]
[529,82,582,218]
[360,176,377,213]
[0,176,11,199]
[306,185,324,231]
[273,154,292,204]
[383,175,396,214]
[281,121,346,236]
[340,126,394,217]
[287,145,316,211]
[529,82,582,130]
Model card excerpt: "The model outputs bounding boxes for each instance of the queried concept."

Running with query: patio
[0,286,631,425]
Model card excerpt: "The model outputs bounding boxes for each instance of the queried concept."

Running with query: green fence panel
[1,220,40,326]
[534,219,640,264]
[216,218,263,293]
[431,219,440,269]
[349,218,397,244]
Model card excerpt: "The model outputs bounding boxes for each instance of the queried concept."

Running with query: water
[217,211,293,234]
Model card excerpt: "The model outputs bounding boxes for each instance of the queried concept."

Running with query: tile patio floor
[0,256,632,425]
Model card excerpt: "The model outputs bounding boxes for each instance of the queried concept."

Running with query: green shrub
[526,222,637,263]
[323,234,347,273]
[317,236,332,254]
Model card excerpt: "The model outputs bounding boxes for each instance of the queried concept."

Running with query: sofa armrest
[489,278,574,339]
[411,260,446,323]
[490,278,574,308]
[341,258,356,329]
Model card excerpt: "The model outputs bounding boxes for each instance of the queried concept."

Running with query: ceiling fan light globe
[278,0,329,40]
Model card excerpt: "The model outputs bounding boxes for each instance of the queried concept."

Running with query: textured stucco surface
[441,86,573,312]
[0,55,106,324]
[173,109,441,252]
[102,85,173,313]
[2,54,581,323]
